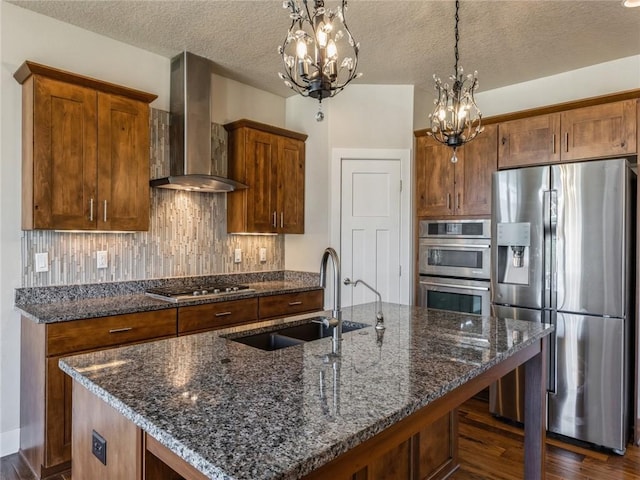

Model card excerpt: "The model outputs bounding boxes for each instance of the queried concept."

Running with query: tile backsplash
[21,109,284,287]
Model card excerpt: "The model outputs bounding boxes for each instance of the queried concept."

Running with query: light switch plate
[259,247,267,262]
[234,248,242,263]
[97,251,108,269]
[35,252,48,273]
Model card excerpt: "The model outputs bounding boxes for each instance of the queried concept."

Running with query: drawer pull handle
[109,327,133,334]
[288,301,303,306]
[215,311,232,317]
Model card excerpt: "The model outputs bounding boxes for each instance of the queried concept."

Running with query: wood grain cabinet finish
[498,100,637,169]
[178,298,259,334]
[302,410,458,480]
[20,309,176,478]
[225,119,307,234]
[259,290,324,319]
[415,124,497,218]
[14,61,156,231]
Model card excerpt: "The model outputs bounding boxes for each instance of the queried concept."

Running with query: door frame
[330,148,412,305]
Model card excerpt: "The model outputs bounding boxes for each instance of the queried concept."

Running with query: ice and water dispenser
[496,223,530,285]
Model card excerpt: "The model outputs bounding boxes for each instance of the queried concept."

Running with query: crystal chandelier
[278,0,362,121]
[428,0,483,162]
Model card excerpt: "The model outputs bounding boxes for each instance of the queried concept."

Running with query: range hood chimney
[150,51,247,193]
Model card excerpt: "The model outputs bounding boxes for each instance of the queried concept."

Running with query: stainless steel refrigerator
[490,158,636,453]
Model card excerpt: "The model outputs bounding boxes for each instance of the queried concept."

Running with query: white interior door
[341,158,401,307]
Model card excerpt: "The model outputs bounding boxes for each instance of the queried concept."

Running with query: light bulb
[317,25,328,47]
[438,109,446,121]
[296,39,307,59]
[327,39,337,59]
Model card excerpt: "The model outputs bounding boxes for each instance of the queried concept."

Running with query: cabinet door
[32,76,97,229]
[278,137,305,233]
[246,128,278,232]
[498,114,560,168]
[46,356,72,467]
[457,124,497,216]
[415,136,455,217]
[561,100,637,161]
[97,93,150,231]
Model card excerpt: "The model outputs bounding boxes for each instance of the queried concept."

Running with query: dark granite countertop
[15,271,321,324]
[59,303,553,480]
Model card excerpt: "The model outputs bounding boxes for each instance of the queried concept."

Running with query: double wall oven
[417,219,491,316]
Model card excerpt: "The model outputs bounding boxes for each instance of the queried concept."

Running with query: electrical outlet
[35,252,48,273]
[234,248,242,263]
[259,247,267,262]
[92,430,107,465]
[97,250,108,269]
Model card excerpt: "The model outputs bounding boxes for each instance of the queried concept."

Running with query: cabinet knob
[501,137,507,146]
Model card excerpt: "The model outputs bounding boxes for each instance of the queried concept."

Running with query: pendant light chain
[454,0,460,75]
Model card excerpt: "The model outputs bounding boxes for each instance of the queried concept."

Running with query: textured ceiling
[9,0,640,98]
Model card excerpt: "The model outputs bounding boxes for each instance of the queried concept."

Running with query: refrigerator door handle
[550,189,558,311]
[543,190,552,309]
[547,309,557,394]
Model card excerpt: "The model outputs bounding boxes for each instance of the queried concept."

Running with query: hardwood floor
[0,454,69,480]
[454,398,640,479]
[2,399,639,479]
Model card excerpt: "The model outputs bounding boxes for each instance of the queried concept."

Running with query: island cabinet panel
[498,99,637,169]
[21,309,177,478]
[258,289,324,319]
[72,382,142,480]
[415,125,497,218]
[225,119,307,234]
[15,60,156,231]
[302,410,459,480]
[178,298,259,334]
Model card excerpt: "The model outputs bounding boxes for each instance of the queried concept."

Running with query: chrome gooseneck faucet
[344,278,385,330]
[319,247,342,355]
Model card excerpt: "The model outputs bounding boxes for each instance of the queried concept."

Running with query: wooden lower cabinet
[72,383,142,480]
[178,298,259,335]
[303,410,458,480]
[71,381,458,480]
[20,310,177,479]
[259,289,324,319]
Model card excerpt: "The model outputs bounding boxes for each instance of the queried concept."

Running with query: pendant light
[278,0,362,121]
[428,0,483,162]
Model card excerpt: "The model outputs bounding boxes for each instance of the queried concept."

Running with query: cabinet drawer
[178,298,258,334]
[259,290,324,319]
[46,309,177,356]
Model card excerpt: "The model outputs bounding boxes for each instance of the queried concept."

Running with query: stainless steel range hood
[150,51,247,193]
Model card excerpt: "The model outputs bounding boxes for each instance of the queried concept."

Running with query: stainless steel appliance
[145,284,254,303]
[490,158,636,453]
[417,219,491,316]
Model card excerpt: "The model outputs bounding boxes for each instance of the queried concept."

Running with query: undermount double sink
[229,317,369,351]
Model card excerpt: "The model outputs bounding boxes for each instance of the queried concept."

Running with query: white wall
[212,74,285,126]
[284,85,414,312]
[0,2,286,456]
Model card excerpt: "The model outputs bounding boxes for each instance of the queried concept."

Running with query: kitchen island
[59,303,552,480]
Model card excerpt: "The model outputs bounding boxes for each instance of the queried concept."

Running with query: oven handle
[421,243,490,249]
[419,281,490,291]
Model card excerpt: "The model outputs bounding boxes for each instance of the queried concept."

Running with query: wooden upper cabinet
[15,61,156,231]
[416,125,497,218]
[225,119,307,234]
[457,124,498,216]
[560,100,637,161]
[498,114,561,168]
[498,100,637,169]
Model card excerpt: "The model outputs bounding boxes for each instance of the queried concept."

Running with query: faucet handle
[312,316,339,329]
